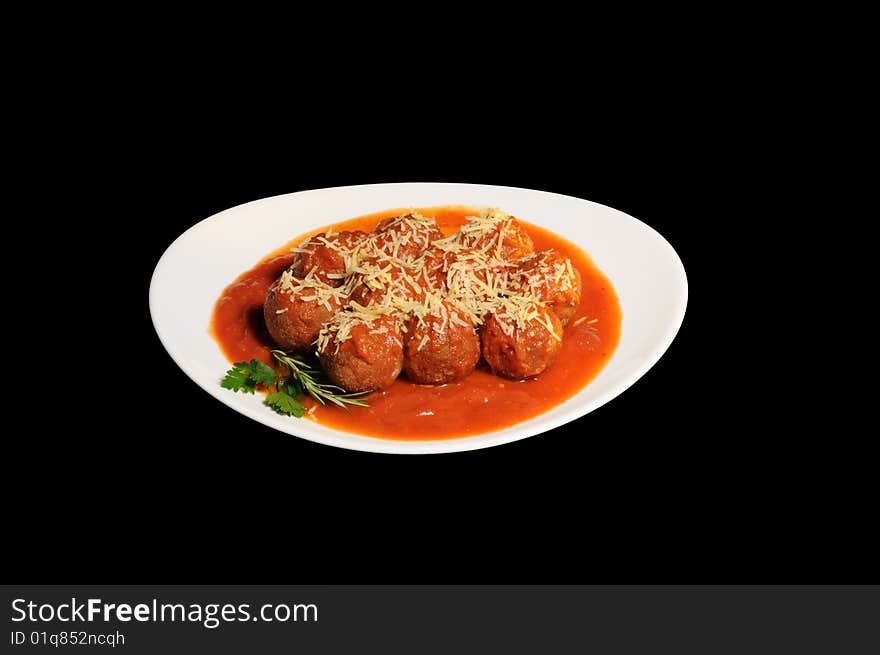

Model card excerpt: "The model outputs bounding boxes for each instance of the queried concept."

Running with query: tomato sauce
[211,206,621,440]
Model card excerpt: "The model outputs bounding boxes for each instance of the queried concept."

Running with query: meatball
[420,245,458,291]
[480,302,563,379]
[457,207,534,261]
[263,270,346,352]
[368,212,442,262]
[291,230,367,286]
[403,301,480,384]
[439,247,517,324]
[317,313,404,392]
[513,249,582,326]
[421,245,506,289]
[349,255,427,309]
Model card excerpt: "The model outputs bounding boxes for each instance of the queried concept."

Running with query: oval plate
[150,183,687,454]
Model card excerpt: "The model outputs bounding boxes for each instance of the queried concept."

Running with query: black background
[8,55,871,584]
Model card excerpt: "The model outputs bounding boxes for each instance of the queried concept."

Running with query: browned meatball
[513,249,582,326]
[457,208,534,261]
[291,230,367,286]
[317,313,404,392]
[419,245,458,291]
[368,212,442,262]
[480,302,563,379]
[348,255,428,309]
[263,270,347,352]
[404,301,480,384]
[421,245,506,289]
[419,245,514,328]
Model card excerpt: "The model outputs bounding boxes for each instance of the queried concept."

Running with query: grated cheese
[292,210,580,360]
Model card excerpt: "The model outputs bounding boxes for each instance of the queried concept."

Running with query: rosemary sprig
[271,350,371,408]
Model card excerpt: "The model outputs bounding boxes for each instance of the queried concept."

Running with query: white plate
[150,183,687,454]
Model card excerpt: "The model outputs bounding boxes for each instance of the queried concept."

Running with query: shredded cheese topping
[512,249,579,308]
[276,267,353,312]
[315,301,400,355]
[488,294,562,342]
[455,207,534,260]
[282,210,576,354]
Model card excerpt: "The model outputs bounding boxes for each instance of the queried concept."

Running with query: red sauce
[211,206,621,440]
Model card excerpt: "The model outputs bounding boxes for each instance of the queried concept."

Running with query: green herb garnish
[270,350,370,408]
[221,350,369,417]
[221,359,277,393]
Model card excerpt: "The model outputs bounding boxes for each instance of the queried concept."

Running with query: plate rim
[149,182,688,454]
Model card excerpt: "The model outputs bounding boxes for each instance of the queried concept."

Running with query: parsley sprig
[221,359,277,394]
[221,350,369,418]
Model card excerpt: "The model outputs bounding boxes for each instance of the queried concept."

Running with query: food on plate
[282,208,573,391]
[317,309,404,393]
[257,207,578,391]
[369,212,443,261]
[403,298,481,384]
[263,269,348,352]
[291,230,368,285]
[212,204,621,440]
[348,254,428,308]
[455,207,534,260]
[480,298,563,378]
[512,249,582,326]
